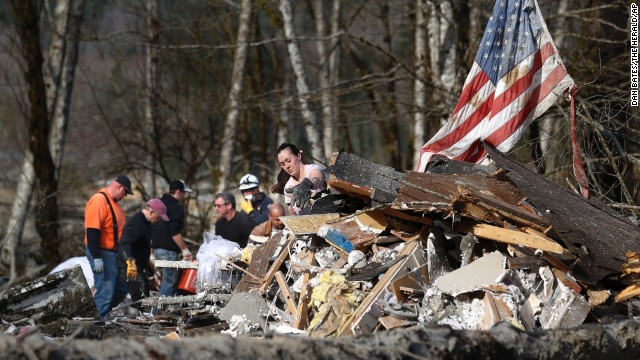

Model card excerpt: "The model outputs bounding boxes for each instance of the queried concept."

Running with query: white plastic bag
[196,231,240,291]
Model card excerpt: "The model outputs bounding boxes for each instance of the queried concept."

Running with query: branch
[579,101,636,207]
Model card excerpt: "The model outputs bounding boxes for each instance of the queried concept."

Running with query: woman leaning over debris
[271,143,326,215]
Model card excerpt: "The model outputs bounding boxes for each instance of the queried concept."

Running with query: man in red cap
[117,199,168,306]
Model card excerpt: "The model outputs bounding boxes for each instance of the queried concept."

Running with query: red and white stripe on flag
[416,0,575,172]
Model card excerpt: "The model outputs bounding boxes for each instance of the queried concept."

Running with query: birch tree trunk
[279,0,324,161]
[412,0,427,169]
[378,0,402,169]
[217,0,252,193]
[144,0,159,197]
[427,0,456,126]
[539,0,569,178]
[328,0,341,154]
[48,0,84,175]
[9,0,59,267]
[314,0,334,162]
[2,0,84,270]
[278,64,291,153]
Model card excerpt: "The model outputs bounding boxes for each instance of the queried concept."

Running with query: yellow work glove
[126,259,137,280]
[240,199,254,214]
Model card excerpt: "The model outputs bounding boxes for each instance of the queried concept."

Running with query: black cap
[170,179,193,192]
[114,175,133,195]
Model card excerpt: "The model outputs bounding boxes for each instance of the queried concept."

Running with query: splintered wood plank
[378,316,411,330]
[234,232,283,293]
[383,208,433,226]
[621,252,640,275]
[355,209,388,233]
[338,239,426,336]
[552,268,583,294]
[259,238,292,294]
[328,178,373,199]
[457,186,552,231]
[390,264,429,302]
[396,171,524,213]
[507,256,547,270]
[323,216,379,250]
[486,144,640,283]
[275,271,297,317]
[454,222,564,254]
[481,292,514,330]
[615,284,640,302]
[280,213,341,235]
[294,272,311,330]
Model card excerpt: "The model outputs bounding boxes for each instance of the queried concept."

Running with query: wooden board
[378,316,411,330]
[294,272,311,329]
[390,264,429,302]
[259,238,293,294]
[275,271,297,317]
[338,239,426,336]
[280,213,340,235]
[324,216,378,250]
[457,186,552,231]
[454,222,564,254]
[234,232,283,293]
[486,144,640,283]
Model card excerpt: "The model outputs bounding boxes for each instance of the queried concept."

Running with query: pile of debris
[2,148,640,343]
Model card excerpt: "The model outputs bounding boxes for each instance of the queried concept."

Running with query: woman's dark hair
[271,143,304,194]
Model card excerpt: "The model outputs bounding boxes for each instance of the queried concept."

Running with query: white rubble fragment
[221,314,259,337]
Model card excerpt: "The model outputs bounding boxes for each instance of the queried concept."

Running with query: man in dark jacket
[117,199,168,304]
[238,173,273,224]
[151,179,193,297]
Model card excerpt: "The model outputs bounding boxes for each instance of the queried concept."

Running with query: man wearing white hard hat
[238,173,274,224]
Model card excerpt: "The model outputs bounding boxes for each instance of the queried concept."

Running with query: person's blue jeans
[154,248,179,297]
[86,247,128,319]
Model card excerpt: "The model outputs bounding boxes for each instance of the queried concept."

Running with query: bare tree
[143,0,160,198]
[217,0,253,193]
[412,0,427,169]
[313,0,335,162]
[7,0,58,269]
[2,0,84,271]
[427,0,457,126]
[328,0,341,154]
[279,0,324,161]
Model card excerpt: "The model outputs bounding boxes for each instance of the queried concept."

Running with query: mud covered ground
[3,320,640,359]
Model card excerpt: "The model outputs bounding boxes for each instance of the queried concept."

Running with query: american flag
[416,0,575,171]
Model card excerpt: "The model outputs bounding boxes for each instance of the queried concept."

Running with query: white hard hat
[239,174,260,190]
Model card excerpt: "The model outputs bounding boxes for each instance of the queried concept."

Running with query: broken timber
[327,151,403,205]
[453,222,564,254]
[279,214,340,235]
[338,239,426,336]
[235,232,283,293]
[0,265,97,324]
[486,144,640,283]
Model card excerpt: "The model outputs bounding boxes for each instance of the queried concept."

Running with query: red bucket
[177,267,197,294]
